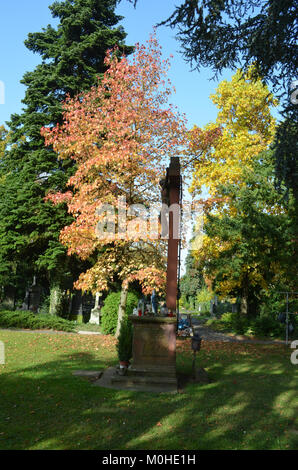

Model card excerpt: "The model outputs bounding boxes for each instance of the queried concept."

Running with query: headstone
[71,291,83,318]
[82,293,95,323]
[28,277,42,313]
[90,292,101,325]
[151,289,158,315]
[111,316,178,392]
[22,288,30,311]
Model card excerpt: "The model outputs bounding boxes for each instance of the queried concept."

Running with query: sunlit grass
[0,330,297,450]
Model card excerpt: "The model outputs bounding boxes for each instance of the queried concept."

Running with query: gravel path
[190,317,285,345]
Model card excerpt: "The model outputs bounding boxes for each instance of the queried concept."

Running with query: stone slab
[72,370,103,381]
[93,367,177,393]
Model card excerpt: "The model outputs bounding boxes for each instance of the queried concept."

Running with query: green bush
[126,291,139,316]
[219,312,235,329]
[196,288,213,304]
[116,318,133,363]
[100,290,139,335]
[100,292,121,335]
[249,315,285,338]
[209,311,289,338]
[0,310,75,332]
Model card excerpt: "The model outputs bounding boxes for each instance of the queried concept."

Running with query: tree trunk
[49,282,63,316]
[240,274,249,316]
[3,285,16,310]
[115,282,129,338]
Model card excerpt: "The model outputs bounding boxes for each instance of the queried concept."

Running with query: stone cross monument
[112,157,181,392]
[165,157,181,313]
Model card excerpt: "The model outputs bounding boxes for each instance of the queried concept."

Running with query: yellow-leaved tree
[187,68,279,311]
[189,66,277,203]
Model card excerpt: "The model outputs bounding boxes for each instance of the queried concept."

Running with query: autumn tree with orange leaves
[42,33,187,332]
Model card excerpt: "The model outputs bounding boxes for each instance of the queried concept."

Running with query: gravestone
[22,277,41,312]
[90,292,102,325]
[82,294,94,323]
[28,277,42,313]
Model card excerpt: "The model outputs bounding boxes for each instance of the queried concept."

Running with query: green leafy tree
[180,250,204,309]
[0,0,132,313]
[199,152,295,317]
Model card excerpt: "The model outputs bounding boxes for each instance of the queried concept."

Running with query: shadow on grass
[0,342,297,450]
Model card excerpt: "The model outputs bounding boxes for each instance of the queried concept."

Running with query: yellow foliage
[189,66,277,198]
[188,68,278,297]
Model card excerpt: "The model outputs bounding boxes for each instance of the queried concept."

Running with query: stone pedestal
[111,316,178,392]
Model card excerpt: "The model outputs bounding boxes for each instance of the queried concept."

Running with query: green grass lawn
[0,329,297,450]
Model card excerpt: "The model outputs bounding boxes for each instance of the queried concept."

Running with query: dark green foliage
[274,110,298,202]
[0,0,132,303]
[208,311,288,338]
[180,251,204,308]
[203,151,296,316]
[101,292,121,334]
[213,312,249,335]
[100,290,138,335]
[125,290,139,316]
[0,310,75,332]
[116,318,133,362]
[133,0,297,200]
[250,315,285,338]
[156,1,297,98]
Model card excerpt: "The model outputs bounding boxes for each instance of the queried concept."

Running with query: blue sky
[0,0,233,129]
[0,0,235,274]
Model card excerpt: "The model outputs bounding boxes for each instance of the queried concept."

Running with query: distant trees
[197,152,295,316]
[180,252,204,309]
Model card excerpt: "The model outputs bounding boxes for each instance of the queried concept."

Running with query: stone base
[110,315,178,393]
[93,367,177,393]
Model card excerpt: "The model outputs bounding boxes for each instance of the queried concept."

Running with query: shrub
[249,315,285,338]
[100,290,139,335]
[100,292,121,335]
[126,291,139,316]
[0,310,75,332]
[116,318,133,363]
[210,311,288,338]
[196,288,213,304]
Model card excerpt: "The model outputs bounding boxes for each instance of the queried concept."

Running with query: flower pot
[119,360,130,368]
[118,361,129,376]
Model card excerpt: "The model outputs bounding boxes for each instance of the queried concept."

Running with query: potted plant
[116,318,133,374]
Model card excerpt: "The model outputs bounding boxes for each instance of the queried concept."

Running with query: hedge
[0,310,76,332]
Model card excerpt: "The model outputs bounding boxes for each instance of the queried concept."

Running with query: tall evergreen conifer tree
[0,0,132,313]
